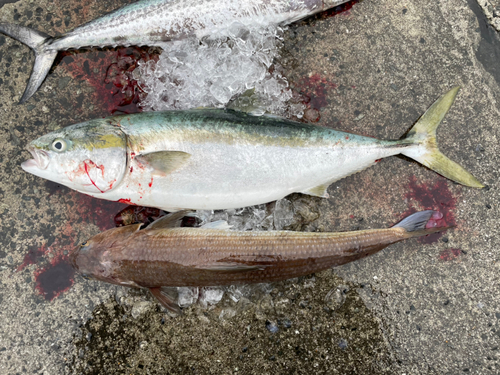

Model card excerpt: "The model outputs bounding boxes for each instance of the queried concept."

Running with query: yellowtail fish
[70,210,449,313]
[22,87,483,212]
[0,0,349,103]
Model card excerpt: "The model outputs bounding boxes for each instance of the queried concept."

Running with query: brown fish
[70,210,448,313]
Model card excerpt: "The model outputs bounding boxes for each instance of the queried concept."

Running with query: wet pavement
[0,0,499,374]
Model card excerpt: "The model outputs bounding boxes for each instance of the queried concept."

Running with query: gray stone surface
[0,0,499,374]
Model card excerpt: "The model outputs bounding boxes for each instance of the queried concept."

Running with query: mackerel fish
[0,0,349,103]
[70,210,449,313]
[21,87,483,211]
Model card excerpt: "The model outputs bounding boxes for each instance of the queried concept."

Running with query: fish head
[21,119,128,194]
[69,224,142,286]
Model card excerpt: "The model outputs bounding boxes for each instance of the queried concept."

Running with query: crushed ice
[175,199,295,310]
[133,24,305,117]
[133,22,310,314]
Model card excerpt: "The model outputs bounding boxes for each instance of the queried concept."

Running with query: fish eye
[81,241,88,247]
[81,274,91,280]
[51,138,68,153]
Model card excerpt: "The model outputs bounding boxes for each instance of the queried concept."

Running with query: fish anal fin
[149,287,181,315]
[135,151,191,177]
[301,183,330,198]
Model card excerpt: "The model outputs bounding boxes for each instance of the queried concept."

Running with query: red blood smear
[45,182,127,231]
[296,74,337,111]
[26,184,130,301]
[17,245,48,272]
[72,193,128,232]
[314,0,360,19]
[402,176,457,244]
[439,248,463,261]
[59,46,159,116]
[34,256,75,301]
[118,198,134,205]
[425,211,444,229]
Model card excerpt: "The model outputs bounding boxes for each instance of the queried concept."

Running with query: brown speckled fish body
[92,227,404,287]
[70,211,447,311]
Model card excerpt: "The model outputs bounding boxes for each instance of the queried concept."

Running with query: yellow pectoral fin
[135,151,191,176]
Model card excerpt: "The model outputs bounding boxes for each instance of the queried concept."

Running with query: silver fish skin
[0,0,349,103]
[21,87,483,212]
[69,210,449,313]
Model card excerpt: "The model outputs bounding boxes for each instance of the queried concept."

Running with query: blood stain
[296,74,337,111]
[34,256,75,301]
[17,245,48,272]
[439,248,463,261]
[402,176,457,244]
[58,46,159,116]
[118,198,134,205]
[315,0,360,19]
[69,192,127,231]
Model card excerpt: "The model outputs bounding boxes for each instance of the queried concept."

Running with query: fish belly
[98,142,400,211]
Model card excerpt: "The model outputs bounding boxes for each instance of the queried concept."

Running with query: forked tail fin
[393,210,450,238]
[0,23,57,103]
[401,87,484,188]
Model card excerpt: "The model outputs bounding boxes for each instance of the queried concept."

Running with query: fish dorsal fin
[195,262,266,272]
[301,183,330,198]
[112,223,143,235]
[135,151,191,177]
[148,210,195,230]
[200,220,232,230]
[149,287,181,315]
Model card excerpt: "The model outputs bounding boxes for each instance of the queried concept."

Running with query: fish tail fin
[393,210,451,238]
[0,23,57,103]
[400,86,484,188]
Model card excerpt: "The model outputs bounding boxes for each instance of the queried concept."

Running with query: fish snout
[22,145,50,170]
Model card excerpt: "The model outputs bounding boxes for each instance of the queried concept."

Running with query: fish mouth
[21,146,50,170]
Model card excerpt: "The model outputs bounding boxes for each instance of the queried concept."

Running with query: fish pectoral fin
[301,183,330,198]
[196,262,267,272]
[149,287,181,315]
[148,210,196,230]
[199,220,232,230]
[135,151,191,177]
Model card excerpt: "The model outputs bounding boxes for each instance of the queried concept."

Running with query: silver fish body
[0,0,349,103]
[21,87,483,212]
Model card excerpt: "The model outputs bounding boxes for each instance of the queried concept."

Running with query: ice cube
[199,287,225,307]
[177,287,199,307]
[134,23,305,116]
[273,199,294,230]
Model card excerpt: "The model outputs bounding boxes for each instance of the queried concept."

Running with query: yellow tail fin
[401,87,484,188]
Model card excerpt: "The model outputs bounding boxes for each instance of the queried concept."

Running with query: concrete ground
[0,0,499,374]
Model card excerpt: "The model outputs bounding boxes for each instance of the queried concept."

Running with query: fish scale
[22,88,483,212]
[106,227,409,283]
[70,210,449,312]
